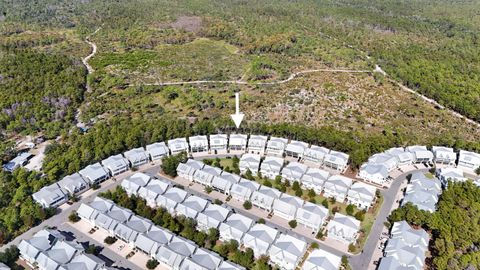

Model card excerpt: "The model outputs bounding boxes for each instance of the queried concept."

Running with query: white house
[260,156,284,179]
[284,140,309,159]
[135,225,173,255]
[458,150,480,171]
[193,165,222,186]
[124,147,149,167]
[168,138,189,155]
[33,183,67,208]
[266,137,288,157]
[230,179,259,202]
[431,146,456,165]
[146,142,169,161]
[197,203,230,231]
[347,182,377,210]
[219,213,254,242]
[121,172,151,196]
[94,205,133,234]
[247,135,268,155]
[281,162,308,183]
[302,249,341,270]
[212,171,240,194]
[79,162,109,185]
[303,145,329,165]
[77,198,114,225]
[182,248,222,270]
[57,173,89,196]
[251,186,281,212]
[189,135,209,154]
[156,187,188,214]
[368,153,399,172]
[218,261,245,270]
[175,195,208,219]
[137,178,171,207]
[101,154,129,176]
[269,233,307,270]
[323,150,349,172]
[436,167,468,187]
[272,193,304,221]
[300,168,330,193]
[115,215,153,246]
[209,134,228,154]
[326,213,360,244]
[323,175,352,202]
[241,224,279,258]
[385,147,414,167]
[239,154,261,176]
[358,163,389,185]
[296,202,328,233]
[156,236,196,269]
[177,159,204,181]
[406,146,433,164]
[229,134,248,153]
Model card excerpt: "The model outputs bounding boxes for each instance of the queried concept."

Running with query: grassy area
[351,195,384,254]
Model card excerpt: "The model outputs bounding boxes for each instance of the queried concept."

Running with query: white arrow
[230,92,244,128]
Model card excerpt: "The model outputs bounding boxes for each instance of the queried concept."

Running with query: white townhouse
[79,162,109,185]
[326,213,361,244]
[260,156,284,179]
[241,224,279,258]
[239,154,261,176]
[410,172,442,194]
[33,183,67,208]
[135,225,173,255]
[218,261,245,270]
[182,248,222,270]
[266,137,288,157]
[457,150,480,171]
[212,171,241,194]
[177,159,204,181]
[57,173,89,196]
[121,172,151,196]
[124,147,149,168]
[284,140,309,159]
[368,153,399,172]
[303,145,329,165]
[390,221,429,250]
[296,202,328,233]
[137,178,171,207]
[189,135,209,154]
[18,229,65,267]
[114,215,153,246]
[436,167,468,187]
[281,162,308,183]
[251,185,281,212]
[230,179,260,202]
[76,197,114,225]
[209,134,228,154]
[229,134,248,153]
[403,188,438,213]
[385,147,414,167]
[272,193,304,221]
[347,182,377,210]
[168,137,189,155]
[300,168,330,193]
[358,163,389,185]
[175,195,209,219]
[156,187,188,214]
[197,203,231,231]
[193,165,222,186]
[101,154,129,176]
[247,135,268,155]
[406,146,434,164]
[156,236,196,270]
[323,150,349,172]
[146,142,169,161]
[269,234,308,270]
[323,175,353,202]
[431,146,457,165]
[302,249,341,270]
[94,205,133,234]
[219,213,255,242]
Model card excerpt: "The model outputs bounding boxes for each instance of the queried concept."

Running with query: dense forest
[389,181,480,269]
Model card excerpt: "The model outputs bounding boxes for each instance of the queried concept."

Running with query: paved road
[349,168,429,270]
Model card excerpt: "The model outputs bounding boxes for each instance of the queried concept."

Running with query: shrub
[348,243,356,253]
[243,200,252,210]
[263,179,272,187]
[257,218,265,224]
[205,186,213,193]
[104,236,117,245]
[146,259,159,269]
[91,183,100,190]
[346,204,355,216]
[288,220,297,228]
[308,189,316,199]
[354,210,366,221]
[214,199,223,205]
[310,242,319,249]
[321,199,329,209]
[292,181,300,191]
[295,189,303,197]
[316,231,324,239]
[68,211,80,223]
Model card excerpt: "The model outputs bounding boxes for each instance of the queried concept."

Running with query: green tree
[346,204,355,216]
[322,199,329,209]
[161,152,187,177]
[243,200,252,210]
[308,189,316,199]
[288,220,297,228]
[68,211,80,223]
[146,259,159,269]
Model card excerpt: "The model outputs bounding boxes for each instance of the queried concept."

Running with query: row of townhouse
[77,197,244,270]
[402,172,442,213]
[359,146,480,185]
[18,228,113,270]
[238,155,377,210]
[121,172,312,270]
[378,221,430,270]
